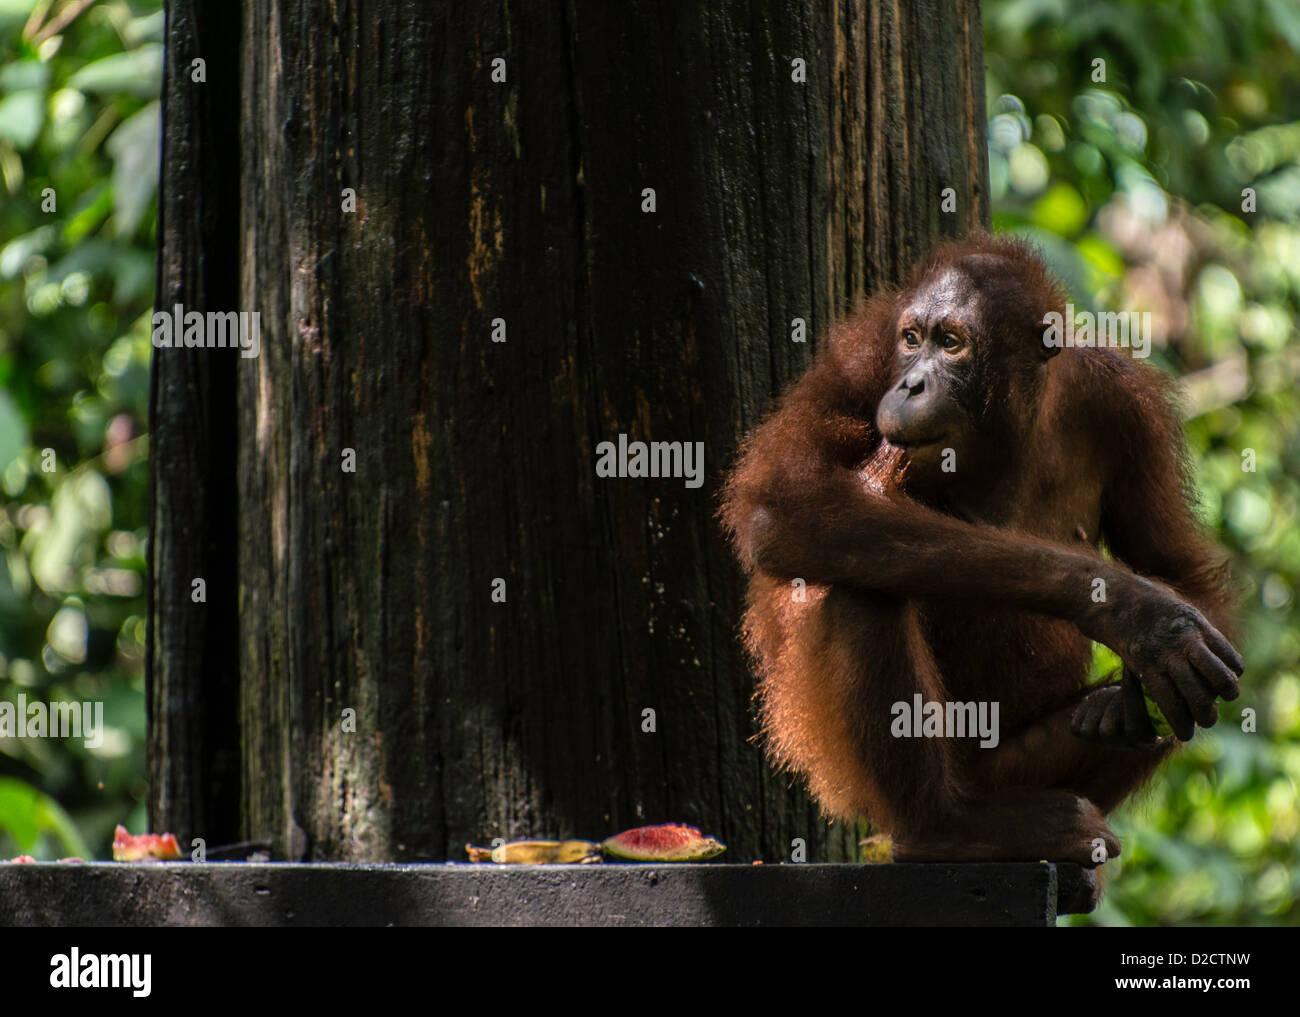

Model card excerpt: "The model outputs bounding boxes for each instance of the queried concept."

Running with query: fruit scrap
[858,833,894,864]
[465,839,603,864]
[602,823,726,862]
[112,825,182,862]
[6,856,35,863]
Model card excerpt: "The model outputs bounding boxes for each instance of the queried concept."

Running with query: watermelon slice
[602,823,726,862]
[112,824,182,862]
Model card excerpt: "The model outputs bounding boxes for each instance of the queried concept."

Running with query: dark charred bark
[147,0,244,848]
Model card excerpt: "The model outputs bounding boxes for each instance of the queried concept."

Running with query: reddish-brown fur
[721,233,1240,864]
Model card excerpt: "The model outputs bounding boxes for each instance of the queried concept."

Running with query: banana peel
[465,839,603,864]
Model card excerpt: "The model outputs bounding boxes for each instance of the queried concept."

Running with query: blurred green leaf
[0,90,43,148]
[67,44,162,98]
[0,776,91,858]
[0,389,27,471]
[1032,181,1089,235]
[1263,0,1300,53]
[61,180,112,244]
[0,58,47,91]
[105,101,158,237]
[0,0,36,32]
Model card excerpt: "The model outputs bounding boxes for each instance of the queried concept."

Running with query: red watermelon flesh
[602,823,726,862]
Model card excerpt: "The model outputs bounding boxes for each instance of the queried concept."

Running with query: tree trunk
[150,0,988,862]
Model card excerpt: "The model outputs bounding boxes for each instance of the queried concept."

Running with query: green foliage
[0,0,159,860]
[0,774,90,858]
[986,0,1300,925]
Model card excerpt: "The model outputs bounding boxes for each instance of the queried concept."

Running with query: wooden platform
[0,861,1096,926]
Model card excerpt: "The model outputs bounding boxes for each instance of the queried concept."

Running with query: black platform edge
[0,861,1095,927]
